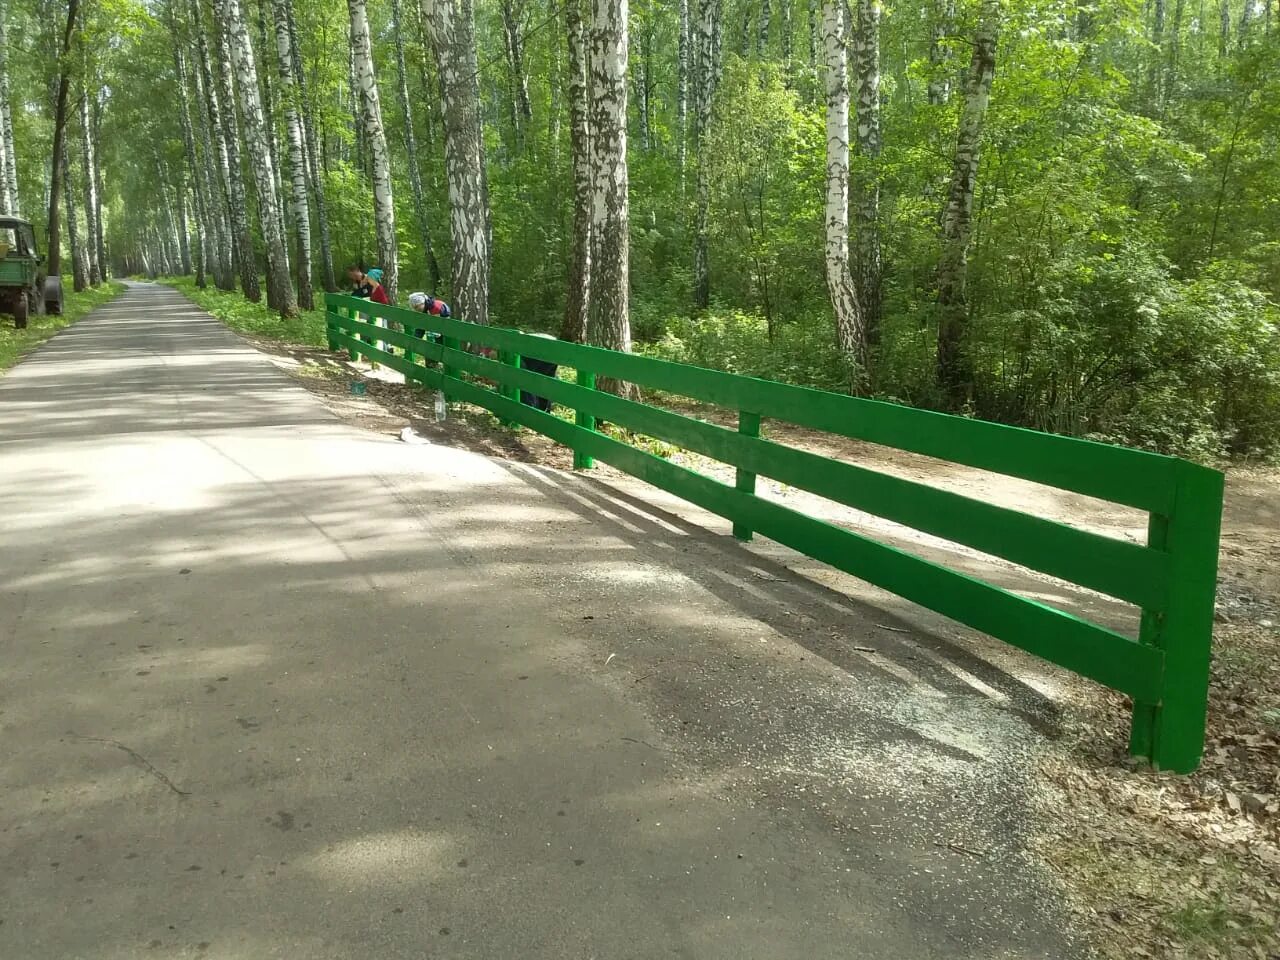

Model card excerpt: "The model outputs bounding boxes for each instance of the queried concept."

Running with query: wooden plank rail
[326,294,1225,773]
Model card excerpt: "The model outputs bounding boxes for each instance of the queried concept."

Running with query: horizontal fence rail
[326,294,1225,773]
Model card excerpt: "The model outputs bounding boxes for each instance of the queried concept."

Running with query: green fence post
[442,336,460,401]
[498,351,521,427]
[733,411,762,541]
[326,306,337,351]
[573,369,596,470]
[1132,462,1224,773]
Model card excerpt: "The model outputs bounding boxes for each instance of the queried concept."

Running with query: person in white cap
[408,291,450,341]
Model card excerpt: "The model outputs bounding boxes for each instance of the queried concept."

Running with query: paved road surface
[0,284,1081,959]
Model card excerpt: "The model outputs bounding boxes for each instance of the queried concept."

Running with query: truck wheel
[44,276,63,316]
[14,294,28,329]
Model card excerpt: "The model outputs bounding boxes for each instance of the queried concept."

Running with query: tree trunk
[176,178,194,275]
[390,0,440,292]
[677,0,689,188]
[936,0,998,409]
[91,94,107,278]
[270,0,313,308]
[47,0,81,280]
[1219,0,1230,57]
[255,0,288,233]
[0,14,18,216]
[170,36,211,288]
[221,0,296,314]
[808,0,817,74]
[561,0,592,342]
[207,0,263,301]
[820,0,864,365]
[348,0,399,304]
[759,0,771,52]
[928,0,953,105]
[186,15,235,290]
[692,0,721,309]
[587,0,632,380]
[421,0,491,325]
[852,0,882,341]
[1150,0,1165,104]
[501,0,532,148]
[781,0,792,68]
[78,87,101,284]
[63,140,88,292]
[636,19,652,151]
[282,0,335,292]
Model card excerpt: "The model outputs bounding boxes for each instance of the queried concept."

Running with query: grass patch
[0,279,127,372]
[160,276,327,347]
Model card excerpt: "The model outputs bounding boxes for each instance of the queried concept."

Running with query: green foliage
[0,280,125,372]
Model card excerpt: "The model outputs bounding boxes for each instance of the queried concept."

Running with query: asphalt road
[0,283,1082,959]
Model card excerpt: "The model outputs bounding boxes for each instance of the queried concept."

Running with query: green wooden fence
[326,293,1225,773]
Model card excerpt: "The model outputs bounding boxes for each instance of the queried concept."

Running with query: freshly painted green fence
[326,294,1225,773]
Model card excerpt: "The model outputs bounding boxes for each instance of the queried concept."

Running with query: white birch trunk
[63,140,88,291]
[936,0,998,406]
[281,0,335,292]
[0,14,17,216]
[928,0,953,105]
[205,0,262,301]
[588,0,632,378]
[759,0,771,52]
[853,0,881,334]
[561,0,592,342]
[171,38,210,288]
[271,0,313,308]
[90,94,107,277]
[677,0,689,188]
[821,0,865,361]
[186,24,235,289]
[421,0,490,325]
[221,0,296,314]
[348,0,398,304]
[692,0,720,308]
[390,0,439,291]
[501,0,532,147]
[78,85,101,284]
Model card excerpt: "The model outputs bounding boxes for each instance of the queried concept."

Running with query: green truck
[0,215,63,329]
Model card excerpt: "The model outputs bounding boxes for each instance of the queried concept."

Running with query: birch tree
[349,0,398,303]
[561,0,591,342]
[62,140,88,291]
[852,0,882,336]
[281,0,335,291]
[78,89,101,284]
[692,0,722,308]
[170,35,210,289]
[928,0,953,105]
[0,13,17,216]
[186,16,234,289]
[936,0,999,407]
[587,0,632,369]
[47,0,81,280]
[204,0,261,301]
[271,0,313,308]
[501,0,532,147]
[389,0,439,290]
[677,0,689,186]
[221,0,296,314]
[820,0,865,362]
[421,0,491,325]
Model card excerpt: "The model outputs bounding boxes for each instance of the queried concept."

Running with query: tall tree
[820,0,864,364]
[169,28,210,289]
[936,0,999,408]
[62,139,88,291]
[587,0,632,369]
[281,0,335,291]
[692,0,722,308]
[203,0,261,301]
[47,0,82,280]
[852,0,882,338]
[270,0,313,308]
[561,0,592,342]
[928,0,953,105]
[389,0,440,291]
[421,0,491,325]
[500,0,532,148]
[349,0,399,303]
[90,92,106,277]
[221,0,296,314]
[677,0,689,186]
[0,12,17,216]
[77,87,100,284]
